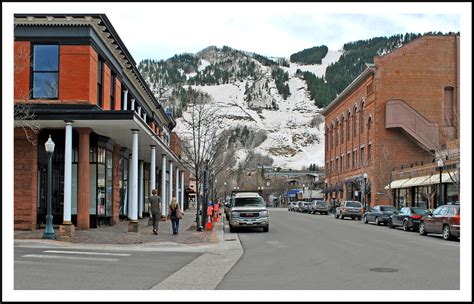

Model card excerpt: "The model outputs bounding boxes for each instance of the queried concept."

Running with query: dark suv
[419,204,460,240]
[335,201,363,220]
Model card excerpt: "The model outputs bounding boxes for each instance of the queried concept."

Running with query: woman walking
[168,197,182,235]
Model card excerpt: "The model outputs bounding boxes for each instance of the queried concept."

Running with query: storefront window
[414,186,429,209]
[446,184,459,203]
[120,157,129,218]
[106,150,113,216]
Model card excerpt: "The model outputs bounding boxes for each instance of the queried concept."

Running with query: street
[14,247,201,290]
[217,208,459,290]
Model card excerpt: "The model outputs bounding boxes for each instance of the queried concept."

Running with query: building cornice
[321,64,375,116]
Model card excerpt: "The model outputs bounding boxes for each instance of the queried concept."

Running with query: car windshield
[316,201,326,206]
[233,197,265,207]
[346,201,362,207]
[380,206,397,212]
[411,208,427,215]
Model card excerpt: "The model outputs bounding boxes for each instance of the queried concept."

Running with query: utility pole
[201,160,209,228]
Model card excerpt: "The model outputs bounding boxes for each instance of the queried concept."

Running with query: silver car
[229,192,269,233]
[311,200,329,215]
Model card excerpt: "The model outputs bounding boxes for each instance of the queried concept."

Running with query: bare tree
[179,92,228,228]
[14,36,41,145]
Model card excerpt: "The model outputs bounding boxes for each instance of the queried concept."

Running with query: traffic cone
[205,215,213,230]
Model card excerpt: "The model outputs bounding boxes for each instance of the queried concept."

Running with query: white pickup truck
[228,192,269,233]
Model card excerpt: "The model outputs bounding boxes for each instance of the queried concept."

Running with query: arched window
[347,111,351,141]
[367,116,372,141]
[325,126,329,152]
[340,116,345,144]
[335,120,339,146]
[360,101,365,133]
[353,106,358,137]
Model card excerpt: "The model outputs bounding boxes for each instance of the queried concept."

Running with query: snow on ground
[282,50,343,77]
[175,51,338,170]
[198,59,211,72]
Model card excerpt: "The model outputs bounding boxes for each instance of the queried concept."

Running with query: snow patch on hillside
[282,50,343,77]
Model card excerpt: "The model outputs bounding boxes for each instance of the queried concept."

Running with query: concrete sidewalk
[14,207,221,247]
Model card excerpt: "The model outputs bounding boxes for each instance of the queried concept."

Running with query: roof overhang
[15,107,185,169]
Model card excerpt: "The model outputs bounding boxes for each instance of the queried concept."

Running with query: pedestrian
[148,189,161,235]
[213,200,219,219]
[168,197,182,235]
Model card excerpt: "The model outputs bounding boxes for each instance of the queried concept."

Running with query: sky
[2,2,462,63]
[101,3,461,63]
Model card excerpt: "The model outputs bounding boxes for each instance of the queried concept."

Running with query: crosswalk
[17,249,132,263]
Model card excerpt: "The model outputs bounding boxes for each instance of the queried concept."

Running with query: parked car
[288,201,298,211]
[388,207,428,231]
[335,201,363,220]
[419,204,460,240]
[228,192,269,233]
[311,200,329,215]
[300,201,312,213]
[296,201,305,212]
[363,205,398,225]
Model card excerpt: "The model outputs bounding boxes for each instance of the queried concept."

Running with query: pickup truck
[228,192,269,232]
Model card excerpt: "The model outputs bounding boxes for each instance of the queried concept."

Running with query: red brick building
[14,14,189,233]
[322,35,460,210]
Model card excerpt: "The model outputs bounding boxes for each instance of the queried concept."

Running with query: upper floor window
[32,45,59,99]
[353,107,357,137]
[110,72,116,110]
[97,57,104,108]
[360,102,365,134]
[340,117,344,144]
[347,113,351,141]
[335,121,339,146]
[368,144,372,163]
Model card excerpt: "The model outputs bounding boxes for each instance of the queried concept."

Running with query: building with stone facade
[321,35,460,210]
[14,14,189,234]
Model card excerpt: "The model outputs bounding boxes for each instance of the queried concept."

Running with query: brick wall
[14,41,30,101]
[14,128,38,230]
[170,132,182,159]
[102,64,111,110]
[324,35,458,206]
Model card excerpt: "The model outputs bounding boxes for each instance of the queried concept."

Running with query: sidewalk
[14,207,223,247]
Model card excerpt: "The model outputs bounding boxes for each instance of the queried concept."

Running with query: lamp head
[45,135,55,153]
[436,158,444,168]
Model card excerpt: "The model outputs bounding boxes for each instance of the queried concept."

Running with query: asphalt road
[217,208,460,290]
[14,247,201,290]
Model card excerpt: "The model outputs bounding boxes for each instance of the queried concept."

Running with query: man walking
[148,189,161,235]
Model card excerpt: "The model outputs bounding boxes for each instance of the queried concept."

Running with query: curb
[151,215,244,289]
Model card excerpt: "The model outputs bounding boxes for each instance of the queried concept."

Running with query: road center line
[22,254,119,262]
[43,250,131,256]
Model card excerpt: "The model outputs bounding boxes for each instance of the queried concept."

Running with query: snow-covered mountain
[139,47,342,170]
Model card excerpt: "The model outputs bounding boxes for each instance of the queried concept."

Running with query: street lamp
[436,158,444,208]
[224,181,227,202]
[362,173,368,213]
[42,135,57,240]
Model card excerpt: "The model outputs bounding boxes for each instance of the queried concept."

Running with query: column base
[59,223,75,237]
[128,221,139,233]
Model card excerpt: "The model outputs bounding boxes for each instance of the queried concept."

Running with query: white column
[161,154,167,217]
[131,130,139,221]
[123,90,128,110]
[138,160,144,219]
[63,121,73,224]
[127,154,132,218]
[138,106,142,117]
[176,167,180,208]
[181,171,185,210]
[131,98,136,111]
[169,160,174,206]
[150,146,156,195]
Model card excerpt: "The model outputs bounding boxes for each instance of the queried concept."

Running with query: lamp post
[362,173,368,213]
[224,181,227,202]
[42,135,57,240]
[436,158,444,208]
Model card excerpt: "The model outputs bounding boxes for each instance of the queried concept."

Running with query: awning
[420,172,459,186]
[385,171,458,190]
[385,178,410,190]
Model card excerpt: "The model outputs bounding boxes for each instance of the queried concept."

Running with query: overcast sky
[101,3,461,63]
[5,2,464,62]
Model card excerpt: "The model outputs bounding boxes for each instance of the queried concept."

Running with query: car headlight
[259,210,269,217]
[231,211,239,218]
